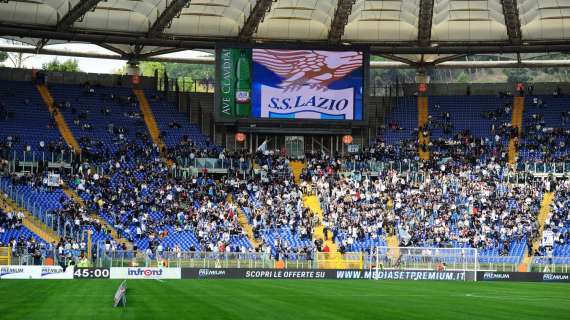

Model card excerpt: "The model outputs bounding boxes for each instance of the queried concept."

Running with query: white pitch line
[52,293,570,300]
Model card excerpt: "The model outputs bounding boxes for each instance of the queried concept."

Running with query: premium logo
[198,269,226,277]
[127,268,163,277]
[0,267,24,277]
[41,267,64,277]
[543,274,569,281]
[483,272,510,280]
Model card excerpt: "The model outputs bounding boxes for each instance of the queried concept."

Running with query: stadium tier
[3,2,570,318]
[47,83,148,154]
[143,90,213,150]
[0,80,65,157]
[3,3,570,319]
[0,77,569,273]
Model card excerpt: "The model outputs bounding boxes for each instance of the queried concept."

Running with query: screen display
[218,48,364,121]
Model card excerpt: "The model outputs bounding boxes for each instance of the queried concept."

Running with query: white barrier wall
[0,266,74,279]
[109,267,181,280]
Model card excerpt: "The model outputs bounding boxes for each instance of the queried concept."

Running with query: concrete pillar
[126,60,140,76]
[415,68,430,97]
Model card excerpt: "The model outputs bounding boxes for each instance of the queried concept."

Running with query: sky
[1,41,213,74]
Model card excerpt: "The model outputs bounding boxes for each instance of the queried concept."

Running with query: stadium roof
[1,0,570,63]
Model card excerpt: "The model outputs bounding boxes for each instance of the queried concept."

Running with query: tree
[113,65,127,75]
[6,52,34,69]
[504,68,532,83]
[42,58,81,72]
[140,61,165,77]
[139,61,217,92]
[0,51,7,64]
[456,71,469,83]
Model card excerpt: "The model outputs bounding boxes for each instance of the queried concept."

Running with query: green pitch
[1,280,569,320]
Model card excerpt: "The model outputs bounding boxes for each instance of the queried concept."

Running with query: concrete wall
[0,67,155,89]
[402,82,570,96]
[1,66,566,96]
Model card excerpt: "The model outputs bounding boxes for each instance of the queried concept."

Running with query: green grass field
[1,280,569,320]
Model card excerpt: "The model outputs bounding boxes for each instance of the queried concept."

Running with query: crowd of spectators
[72,150,252,254]
[520,110,570,162]
[306,150,545,256]
[0,206,28,251]
[2,82,570,267]
[539,180,570,256]
[234,162,315,258]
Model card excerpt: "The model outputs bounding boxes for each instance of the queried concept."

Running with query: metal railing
[5,244,570,274]
[93,249,529,272]
[4,246,77,267]
[3,150,78,173]
[530,256,570,273]
[0,178,72,238]
[97,250,315,269]
[337,159,568,181]
[158,77,215,93]
[341,160,420,173]
[174,157,251,171]
[524,162,570,175]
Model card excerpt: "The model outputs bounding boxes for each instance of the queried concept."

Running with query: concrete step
[227,194,261,249]
[0,194,59,244]
[61,186,132,249]
[37,84,81,154]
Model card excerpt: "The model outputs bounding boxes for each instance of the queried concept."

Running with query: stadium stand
[0,80,67,157]
[0,77,568,271]
[534,182,570,264]
[47,83,149,155]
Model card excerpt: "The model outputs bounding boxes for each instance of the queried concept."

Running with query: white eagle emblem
[252,49,363,92]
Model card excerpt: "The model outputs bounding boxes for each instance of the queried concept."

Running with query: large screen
[218,48,364,121]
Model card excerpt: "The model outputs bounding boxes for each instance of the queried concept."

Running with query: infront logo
[127,268,163,277]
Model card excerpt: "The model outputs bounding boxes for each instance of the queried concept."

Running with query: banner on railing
[477,271,570,282]
[182,268,472,281]
[40,266,74,279]
[183,268,330,280]
[110,267,181,280]
[0,266,37,279]
[47,173,61,187]
[0,266,74,279]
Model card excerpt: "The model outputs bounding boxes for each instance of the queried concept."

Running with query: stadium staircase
[386,234,400,261]
[521,192,555,270]
[289,161,305,184]
[304,196,338,250]
[133,89,168,159]
[0,247,11,265]
[303,196,363,269]
[228,194,260,248]
[508,96,524,165]
[417,96,430,161]
[36,84,81,154]
[61,186,132,249]
[0,194,59,244]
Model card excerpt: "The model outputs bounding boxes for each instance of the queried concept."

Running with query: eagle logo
[253,49,363,92]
